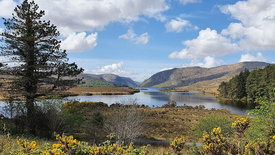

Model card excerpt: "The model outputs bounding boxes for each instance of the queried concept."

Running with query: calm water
[65,88,250,115]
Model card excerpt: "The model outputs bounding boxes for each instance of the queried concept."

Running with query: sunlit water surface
[65,88,250,115]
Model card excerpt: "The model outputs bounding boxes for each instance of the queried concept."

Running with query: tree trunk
[26,97,36,135]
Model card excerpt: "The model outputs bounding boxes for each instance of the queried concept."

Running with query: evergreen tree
[227,75,240,99]
[238,69,250,99]
[218,65,274,103]
[218,81,228,98]
[246,70,259,101]
[0,0,83,135]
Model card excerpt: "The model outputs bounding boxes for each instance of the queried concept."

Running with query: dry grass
[0,87,140,100]
[159,89,188,92]
[147,146,170,154]
[141,107,232,141]
[64,87,140,96]
[68,102,233,142]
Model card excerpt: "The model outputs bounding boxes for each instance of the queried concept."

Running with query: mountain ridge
[78,73,138,88]
[140,62,270,92]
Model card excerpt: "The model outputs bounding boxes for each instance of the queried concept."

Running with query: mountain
[79,73,138,88]
[140,62,270,92]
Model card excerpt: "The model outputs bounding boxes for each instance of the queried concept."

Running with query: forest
[218,65,275,103]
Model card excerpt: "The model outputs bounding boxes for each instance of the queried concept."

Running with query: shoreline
[0,87,140,101]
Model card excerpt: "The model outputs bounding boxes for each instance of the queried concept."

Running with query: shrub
[15,134,150,155]
[193,115,233,138]
[161,100,177,108]
[170,136,186,154]
[202,127,230,155]
[244,100,275,154]
[231,116,249,138]
[245,101,275,142]
[17,139,39,154]
[104,100,145,145]
[245,136,275,154]
[87,111,105,144]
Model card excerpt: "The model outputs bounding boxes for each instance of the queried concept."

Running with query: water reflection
[65,88,250,115]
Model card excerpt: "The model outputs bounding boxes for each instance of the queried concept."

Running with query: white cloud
[183,57,223,68]
[160,67,173,72]
[221,23,245,39]
[119,29,150,44]
[169,28,239,59]
[92,62,132,77]
[179,0,201,5]
[0,27,3,33]
[203,56,223,68]
[239,52,267,62]
[165,18,192,33]
[32,0,169,36]
[220,0,275,51]
[61,32,97,52]
[0,0,17,18]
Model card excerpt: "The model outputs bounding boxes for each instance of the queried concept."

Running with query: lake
[66,88,250,115]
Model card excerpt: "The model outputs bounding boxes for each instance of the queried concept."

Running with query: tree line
[218,65,275,103]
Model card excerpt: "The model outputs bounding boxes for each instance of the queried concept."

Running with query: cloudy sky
[0,0,275,82]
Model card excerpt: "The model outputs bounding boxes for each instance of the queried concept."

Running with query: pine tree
[0,0,83,135]
[237,69,250,99]
[218,81,228,98]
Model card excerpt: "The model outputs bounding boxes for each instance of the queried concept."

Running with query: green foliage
[245,101,275,142]
[219,69,250,100]
[246,65,275,102]
[193,115,233,138]
[88,111,105,143]
[218,65,275,103]
[62,106,85,135]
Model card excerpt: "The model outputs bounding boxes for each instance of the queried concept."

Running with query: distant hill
[79,73,138,88]
[140,62,270,92]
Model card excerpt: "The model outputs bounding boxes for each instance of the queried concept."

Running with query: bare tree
[104,99,145,145]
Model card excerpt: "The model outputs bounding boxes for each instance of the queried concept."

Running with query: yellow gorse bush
[89,141,143,155]
[202,127,229,155]
[42,134,90,154]
[17,139,38,154]
[231,116,249,133]
[17,134,149,155]
[170,136,186,154]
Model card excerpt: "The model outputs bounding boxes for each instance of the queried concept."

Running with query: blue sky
[0,0,275,82]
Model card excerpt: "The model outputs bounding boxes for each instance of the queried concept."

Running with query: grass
[142,106,232,141]
[0,134,56,154]
[0,101,235,154]
[63,87,140,96]
[0,87,140,100]
[62,102,234,142]
[0,134,195,154]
